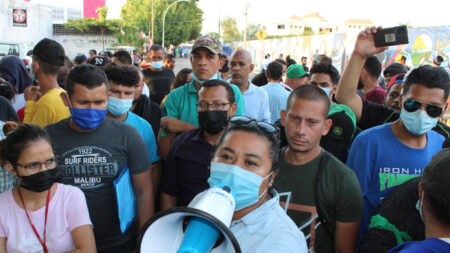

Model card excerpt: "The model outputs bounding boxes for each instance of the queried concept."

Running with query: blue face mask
[319,87,330,97]
[400,107,439,135]
[151,60,163,69]
[67,95,107,130]
[207,162,272,211]
[191,72,219,85]
[107,96,133,117]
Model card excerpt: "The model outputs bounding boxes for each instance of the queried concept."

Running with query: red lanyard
[18,187,51,253]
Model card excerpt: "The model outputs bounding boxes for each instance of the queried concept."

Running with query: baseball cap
[222,45,233,57]
[387,73,405,90]
[191,36,222,55]
[433,55,444,66]
[27,38,65,66]
[74,54,87,64]
[87,56,110,67]
[320,104,357,162]
[383,63,407,78]
[286,64,306,78]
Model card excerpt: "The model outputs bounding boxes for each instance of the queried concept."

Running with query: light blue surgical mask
[400,108,439,135]
[207,162,272,211]
[151,60,163,69]
[319,87,330,97]
[191,72,219,85]
[415,190,425,223]
[107,96,133,116]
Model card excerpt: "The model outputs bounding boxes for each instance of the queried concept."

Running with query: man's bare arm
[132,170,154,232]
[336,27,388,121]
[334,221,360,253]
[160,192,177,210]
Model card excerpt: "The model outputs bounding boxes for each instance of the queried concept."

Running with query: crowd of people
[0,26,449,253]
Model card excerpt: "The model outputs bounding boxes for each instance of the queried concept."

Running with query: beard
[357,78,365,90]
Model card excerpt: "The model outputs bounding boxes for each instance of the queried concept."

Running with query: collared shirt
[162,80,245,136]
[230,189,308,253]
[242,82,271,122]
[0,167,15,194]
[261,82,290,123]
[281,83,293,92]
[159,128,215,206]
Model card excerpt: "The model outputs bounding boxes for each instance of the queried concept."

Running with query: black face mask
[20,169,61,192]
[198,110,229,134]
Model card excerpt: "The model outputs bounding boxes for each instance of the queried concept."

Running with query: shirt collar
[187,80,198,94]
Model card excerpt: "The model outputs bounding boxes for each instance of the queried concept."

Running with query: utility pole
[218,0,221,38]
[243,1,249,48]
[151,0,154,45]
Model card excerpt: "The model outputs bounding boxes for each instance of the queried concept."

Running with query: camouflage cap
[191,36,223,55]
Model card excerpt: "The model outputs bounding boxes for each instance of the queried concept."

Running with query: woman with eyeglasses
[0,124,96,253]
[208,116,308,252]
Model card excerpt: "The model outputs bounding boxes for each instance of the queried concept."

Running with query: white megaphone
[137,185,241,253]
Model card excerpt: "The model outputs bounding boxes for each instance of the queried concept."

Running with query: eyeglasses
[403,99,444,118]
[15,157,58,174]
[230,116,279,136]
[197,102,231,111]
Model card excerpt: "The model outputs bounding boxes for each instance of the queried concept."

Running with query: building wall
[52,34,118,59]
[0,0,53,44]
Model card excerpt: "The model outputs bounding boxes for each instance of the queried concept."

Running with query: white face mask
[415,190,425,223]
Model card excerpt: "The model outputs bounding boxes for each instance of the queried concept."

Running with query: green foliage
[205,32,220,38]
[245,23,266,40]
[221,17,241,43]
[121,0,203,46]
[64,7,121,32]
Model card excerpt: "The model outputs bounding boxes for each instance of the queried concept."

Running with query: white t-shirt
[0,183,92,252]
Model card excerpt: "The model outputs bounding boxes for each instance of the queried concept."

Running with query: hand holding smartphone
[373,25,409,47]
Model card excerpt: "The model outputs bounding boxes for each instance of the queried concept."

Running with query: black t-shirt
[143,67,174,105]
[132,94,161,138]
[0,96,18,122]
[359,97,450,140]
[45,118,151,250]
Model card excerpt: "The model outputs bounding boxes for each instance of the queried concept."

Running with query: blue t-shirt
[387,238,450,253]
[124,112,160,163]
[347,123,444,243]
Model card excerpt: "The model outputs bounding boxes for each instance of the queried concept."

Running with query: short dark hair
[266,61,283,80]
[103,64,140,87]
[150,44,164,52]
[199,79,235,104]
[286,55,297,67]
[310,63,340,85]
[112,51,132,65]
[1,124,52,167]
[301,56,307,60]
[401,55,406,61]
[275,58,287,66]
[89,49,97,55]
[34,55,61,75]
[215,121,280,172]
[0,77,15,101]
[164,54,175,61]
[403,65,450,101]
[363,56,382,79]
[65,64,109,96]
[286,84,330,118]
[421,148,450,225]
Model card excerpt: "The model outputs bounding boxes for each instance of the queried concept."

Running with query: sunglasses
[403,99,443,118]
[230,116,279,136]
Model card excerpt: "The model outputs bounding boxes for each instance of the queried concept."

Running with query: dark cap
[87,56,110,67]
[320,104,357,162]
[28,38,65,66]
[383,63,407,78]
[433,56,444,66]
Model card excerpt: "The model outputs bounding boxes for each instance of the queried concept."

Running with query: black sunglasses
[230,116,279,136]
[403,99,443,118]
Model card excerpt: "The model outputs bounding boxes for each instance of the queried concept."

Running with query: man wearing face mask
[158,36,245,160]
[23,38,70,127]
[343,27,449,248]
[45,64,154,252]
[104,64,161,196]
[142,44,175,105]
[160,80,236,210]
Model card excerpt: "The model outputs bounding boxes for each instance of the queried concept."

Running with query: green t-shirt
[161,80,245,136]
[274,148,363,253]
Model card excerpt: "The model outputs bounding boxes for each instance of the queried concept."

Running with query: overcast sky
[198,0,450,34]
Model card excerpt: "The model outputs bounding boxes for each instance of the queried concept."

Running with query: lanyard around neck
[18,187,51,253]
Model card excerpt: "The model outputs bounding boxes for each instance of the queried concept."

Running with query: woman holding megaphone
[208,116,308,253]
[0,124,96,253]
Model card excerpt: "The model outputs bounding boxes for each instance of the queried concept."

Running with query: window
[277,24,285,29]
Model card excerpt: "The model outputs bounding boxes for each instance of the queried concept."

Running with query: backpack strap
[314,151,334,239]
